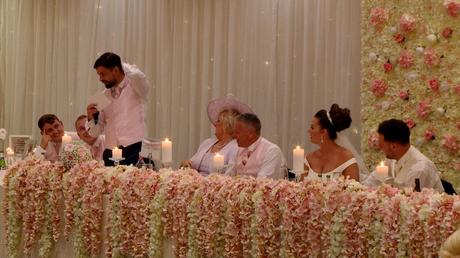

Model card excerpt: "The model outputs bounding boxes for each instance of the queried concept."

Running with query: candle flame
[113,147,118,150]
[380,161,384,166]
[296,146,300,150]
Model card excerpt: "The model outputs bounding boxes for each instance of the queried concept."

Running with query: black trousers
[103,141,142,166]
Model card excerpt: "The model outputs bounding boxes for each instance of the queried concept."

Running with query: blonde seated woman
[301,104,360,182]
[181,98,253,176]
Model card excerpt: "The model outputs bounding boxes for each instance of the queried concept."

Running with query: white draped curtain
[0,0,362,167]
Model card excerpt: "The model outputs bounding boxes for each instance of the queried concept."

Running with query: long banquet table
[2,160,460,257]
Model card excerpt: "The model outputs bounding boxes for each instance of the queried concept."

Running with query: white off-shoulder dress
[304,157,357,180]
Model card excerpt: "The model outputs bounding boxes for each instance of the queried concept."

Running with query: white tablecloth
[0,169,174,258]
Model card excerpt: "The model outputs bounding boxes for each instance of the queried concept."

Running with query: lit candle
[62,134,72,145]
[293,146,304,174]
[213,153,225,171]
[375,161,389,181]
[161,138,172,163]
[112,147,122,160]
[6,147,14,156]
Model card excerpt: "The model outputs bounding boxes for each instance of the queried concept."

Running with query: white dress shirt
[225,136,286,179]
[88,63,150,149]
[87,135,105,161]
[363,145,444,192]
[34,141,61,162]
[190,138,239,176]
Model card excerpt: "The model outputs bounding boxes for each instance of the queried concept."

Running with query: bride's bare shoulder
[336,145,354,159]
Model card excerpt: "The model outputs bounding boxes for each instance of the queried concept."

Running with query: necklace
[213,139,231,151]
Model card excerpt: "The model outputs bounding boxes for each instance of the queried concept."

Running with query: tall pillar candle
[161,138,172,163]
[293,146,304,173]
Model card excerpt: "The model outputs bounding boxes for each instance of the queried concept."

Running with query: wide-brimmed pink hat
[207,97,254,125]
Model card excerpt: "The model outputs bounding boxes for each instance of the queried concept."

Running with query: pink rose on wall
[416,100,431,119]
[428,78,440,91]
[398,50,414,69]
[383,62,393,73]
[442,134,459,153]
[455,162,460,171]
[368,131,380,149]
[399,90,409,100]
[444,0,460,17]
[399,14,416,33]
[424,49,440,68]
[453,84,460,96]
[442,27,453,38]
[424,129,436,141]
[371,79,388,97]
[405,118,417,129]
[370,7,389,27]
[393,33,406,44]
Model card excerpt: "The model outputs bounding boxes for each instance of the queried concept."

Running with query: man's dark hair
[38,114,59,131]
[237,113,261,134]
[93,52,124,73]
[377,119,410,145]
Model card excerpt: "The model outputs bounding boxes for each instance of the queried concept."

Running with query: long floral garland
[3,160,460,257]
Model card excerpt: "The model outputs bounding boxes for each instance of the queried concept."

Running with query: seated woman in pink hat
[181,97,253,176]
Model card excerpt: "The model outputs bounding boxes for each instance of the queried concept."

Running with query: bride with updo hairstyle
[301,104,360,182]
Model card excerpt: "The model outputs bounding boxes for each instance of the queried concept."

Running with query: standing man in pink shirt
[86,52,150,166]
[225,113,286,179]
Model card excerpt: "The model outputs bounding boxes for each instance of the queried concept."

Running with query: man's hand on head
[40,133,51,149]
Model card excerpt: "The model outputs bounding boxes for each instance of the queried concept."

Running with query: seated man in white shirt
[363,119,444,192]
[225,113,286,179]
[75,115,105,161]
[34,114,64,162]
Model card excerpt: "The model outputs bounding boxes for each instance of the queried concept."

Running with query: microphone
[94,111,99,125]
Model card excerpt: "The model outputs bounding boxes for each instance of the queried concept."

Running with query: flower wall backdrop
[362,0,460,189]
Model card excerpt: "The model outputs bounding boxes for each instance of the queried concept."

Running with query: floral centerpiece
[59,141,93,171]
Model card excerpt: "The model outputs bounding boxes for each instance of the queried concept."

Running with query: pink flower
[424,49,440,68]
[424,129,436,141]
[399,50,414,69]
[428,78,440,91]
[442,134,459,153]
[405,118,417,129]
[444,0,460,17]
[455,162,460,171]
[454,84,460,96]
[399,14,416,33]
[367,131,380,149]
[370,79,388,97]
[369,7,388,27]
[383,62,393,73]
[416,100,431,119]
[442,27,454,38]
[393,33,406,44]
[456,121,460,130]
[399,90,409,100]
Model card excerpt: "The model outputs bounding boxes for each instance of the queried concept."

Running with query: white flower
[440,81,449,92]
[389,26,397,34]
[368,52,378,61]
[415,46,424,53]
[436,107,446,114]
[381,101,391,110]
[415,137,425,146]
[406,72,419,81]
[426,34,437,43]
